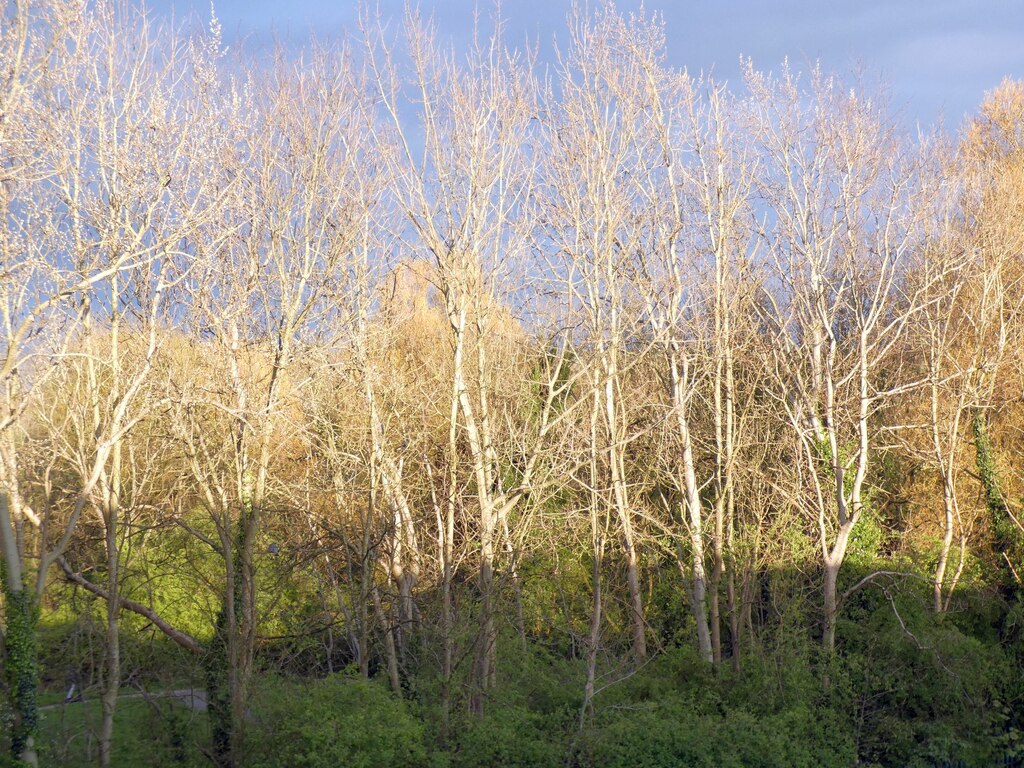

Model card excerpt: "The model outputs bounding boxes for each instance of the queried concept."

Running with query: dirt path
[40,689,208,713]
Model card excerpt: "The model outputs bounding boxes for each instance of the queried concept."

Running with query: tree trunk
[432,458,455,744]
[934,482,956,613]
[681,439,713,663]
[206,610,232,767]
[581,535,603,726]
[1,491,38,767]
[367,454,401,696]
[99,443,122,768]
[823,557,840,655]
[472,524,497,712]
[622,539,646,660]
[99,504,120,768]
[207,508,255,768]
[372,584,402,696]
[604,363,647,660]
[709,517,724,666]
[727,564,741,672]
[581,400,604,725]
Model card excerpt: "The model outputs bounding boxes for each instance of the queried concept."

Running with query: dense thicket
[2,2,1023,766]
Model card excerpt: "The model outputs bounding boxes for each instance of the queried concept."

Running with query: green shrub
[448,641,577,768]
[248,673,428,768]
[581,693,854,768]
[451,703,564,768]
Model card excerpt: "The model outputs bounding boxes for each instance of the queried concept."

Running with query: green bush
[248,673,428,768]
[577,647,854,768]
[448,640,578,768]
[451,703,564,768]
[581,694,854,768]
[837,588,1017,767]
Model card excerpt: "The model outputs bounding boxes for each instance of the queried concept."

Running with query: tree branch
[57,556,201,655]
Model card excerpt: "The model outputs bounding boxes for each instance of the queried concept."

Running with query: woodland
[1,1,1024,766]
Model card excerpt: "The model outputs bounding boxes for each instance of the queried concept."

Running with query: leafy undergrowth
[19,587,1024,768]
[37,695,205,768]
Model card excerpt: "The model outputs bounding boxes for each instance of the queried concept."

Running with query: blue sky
[146,0,1024,131]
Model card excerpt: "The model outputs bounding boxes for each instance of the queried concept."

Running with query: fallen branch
[57,556,201,655]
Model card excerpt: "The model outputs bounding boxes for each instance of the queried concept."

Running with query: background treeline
[2,1,1024,766]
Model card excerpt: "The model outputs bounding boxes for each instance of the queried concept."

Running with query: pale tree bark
[585,12,759,665]
[580,377,608,722]
[542,8,660,662]
[45,10,204,762]
[748,63,927,656]
[905,216,1007,613]
[164,44,381,767]
[0,4,216,763]
[366,11,569,707]
[695,86,755,669]
[368,454,403,696]
[343,264,422,673]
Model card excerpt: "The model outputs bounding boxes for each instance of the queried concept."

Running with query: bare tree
[896,154,1008,611]
[0,3,206,762]
[25,6,234,762]
[366,9,573,707]
[748,63,927,654]
[621,17,761,665]
[542,6,660,663]
[163,42,379,766]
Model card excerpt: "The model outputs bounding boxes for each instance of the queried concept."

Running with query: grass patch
[39,694,206,767]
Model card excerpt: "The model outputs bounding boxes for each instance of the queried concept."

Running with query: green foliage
[421,638,585,768]
[838,581,1020,766]
[102,515,221,644]
[575,646,850,767]
[583,699,854,768]
[518,552,588,652]
[248,673,428,768]
[451,704,564,768]
[972,409,1007,523]
[442,640,578,768]
[972,408,1024,591]
[35,696,206,768]
[2,572,40,765]
[845,512,885,567]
